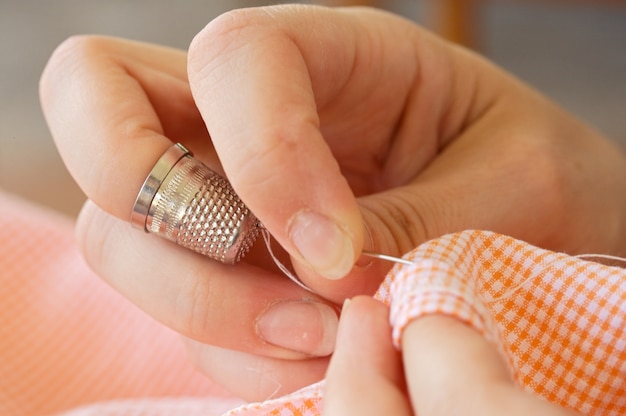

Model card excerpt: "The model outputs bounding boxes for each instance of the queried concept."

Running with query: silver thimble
[131,143,262,264]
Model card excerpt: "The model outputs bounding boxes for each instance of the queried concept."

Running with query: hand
[40,4,626,400]
[40,32,336,400]
[323,296,580,416]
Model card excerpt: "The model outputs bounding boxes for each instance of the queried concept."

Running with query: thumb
[187,8,364,280]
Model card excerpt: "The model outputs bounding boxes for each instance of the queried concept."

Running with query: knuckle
[40,35,108,99]
[188,5,301,78]
[173,266,215,341]
[228,117,319,203]
[188,8,258,74]
[74,201,113,275]
[506,137,569,214]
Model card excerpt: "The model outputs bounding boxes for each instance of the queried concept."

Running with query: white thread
[261,228,314,293]
[261,235,626,303]
[261,231,413,292]
[575,253,626,268]
[482,275,539,304]
[245,365,283,401]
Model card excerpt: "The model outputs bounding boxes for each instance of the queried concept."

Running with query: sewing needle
[361,250,414,266]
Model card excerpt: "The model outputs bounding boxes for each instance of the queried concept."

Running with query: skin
[323,297,580,416]
[40,4,626,404]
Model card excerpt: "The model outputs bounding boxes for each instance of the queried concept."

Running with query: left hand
[323,296,580,416]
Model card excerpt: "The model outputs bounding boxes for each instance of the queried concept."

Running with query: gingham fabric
[383,231,626,415]
[2,189,625,415]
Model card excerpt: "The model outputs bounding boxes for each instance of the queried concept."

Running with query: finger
[183,338,328,402]
[188,6,394,280]
[402,315,510,416]
[40,35,211,220]
[186,5,504,284]
[306,117,574,303]
[75,200,340,359]
[323,296,411,416]
[356,100,609,264]
[402,315,579,416]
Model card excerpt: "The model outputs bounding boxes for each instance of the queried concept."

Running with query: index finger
[323,296,410,416]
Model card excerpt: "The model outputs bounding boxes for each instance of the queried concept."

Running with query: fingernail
[289,210,354,280]
[341,298,352,314]
[256,300,339,357]
[355,222,374,268]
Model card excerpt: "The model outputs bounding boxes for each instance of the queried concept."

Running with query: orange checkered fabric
[2,190,626,415]
[383,231,626,415]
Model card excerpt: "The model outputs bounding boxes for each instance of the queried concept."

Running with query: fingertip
[333,296,395,369]
[324,296,410,416]
[288,210,358,280]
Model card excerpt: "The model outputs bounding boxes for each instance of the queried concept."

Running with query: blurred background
[1,0,625,218]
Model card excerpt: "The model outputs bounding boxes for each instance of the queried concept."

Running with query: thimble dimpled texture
[147,155,261,264]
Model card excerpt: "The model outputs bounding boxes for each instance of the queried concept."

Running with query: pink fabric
[0,191,241,415]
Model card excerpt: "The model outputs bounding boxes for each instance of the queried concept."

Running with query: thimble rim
[130,143,191,230]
